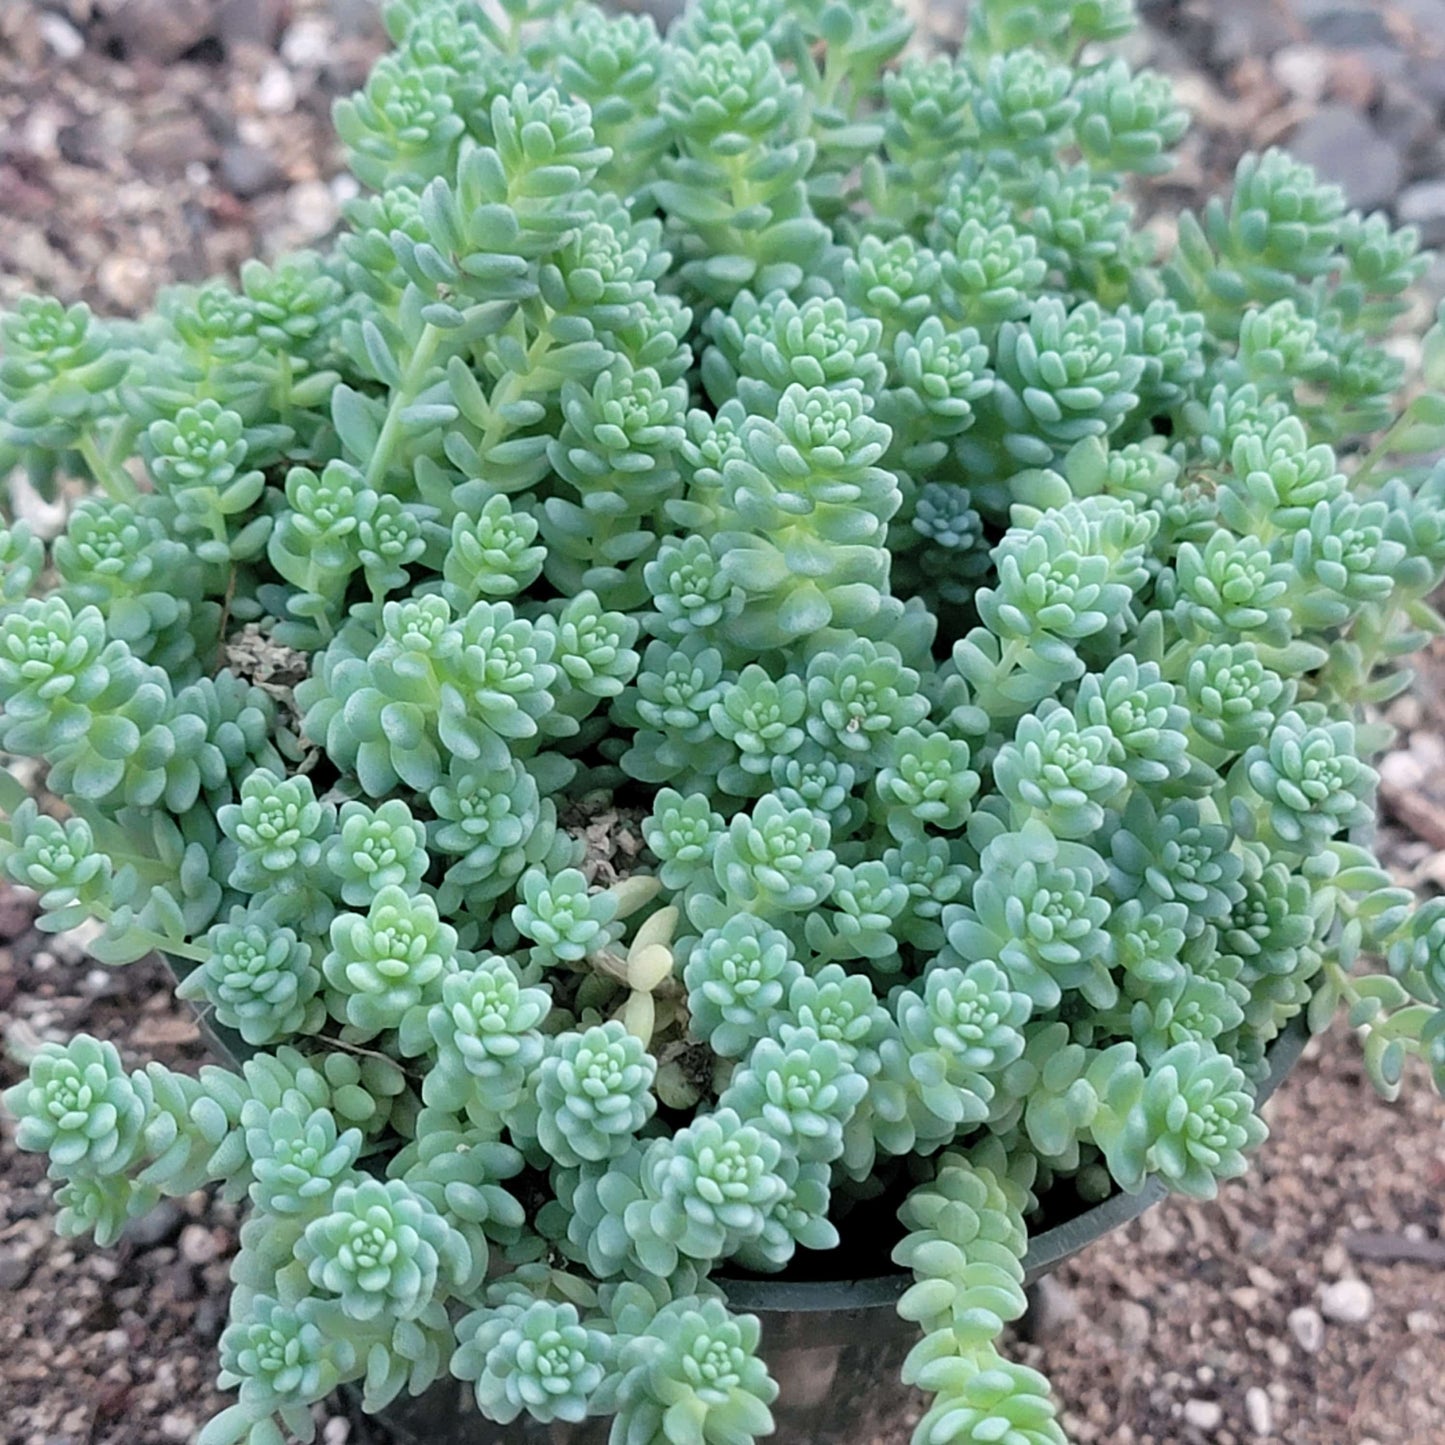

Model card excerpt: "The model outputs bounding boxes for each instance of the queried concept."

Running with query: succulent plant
[3,0,1444,1441]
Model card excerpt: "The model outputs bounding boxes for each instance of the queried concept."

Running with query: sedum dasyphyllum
[4,0,1445,1441]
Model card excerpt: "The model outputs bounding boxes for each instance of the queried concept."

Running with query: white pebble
[1288,1306,1324,1353]
[1320,1278,1373,1325]
[38,12,85,60]
[330,173,361,207]
[289,180,340,240]
[255,62,298,115]
[281,17,332,69]
[1245,1386,1273,1437]
[1271,44,1330,103]
[51,916,104,964]
[1182,1399,1223,1430]
[179,1223,220,1266]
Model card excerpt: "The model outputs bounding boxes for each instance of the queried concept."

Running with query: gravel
[1244,1386,1274,1436]
[1319,1278,1376,1324]
[1285,104,1405,209]
[1399,178,1445,244]
[1182,1399,1224,1430]
[1294,0,1396,47]
[1289,1306,1327,1353]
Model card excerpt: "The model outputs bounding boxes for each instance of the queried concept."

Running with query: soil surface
[2,2,1445,1444]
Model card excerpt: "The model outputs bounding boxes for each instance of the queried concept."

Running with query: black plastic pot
[358,1020,1312,1445]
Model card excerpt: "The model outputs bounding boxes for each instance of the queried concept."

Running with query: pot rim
[717,1014,1312,1312]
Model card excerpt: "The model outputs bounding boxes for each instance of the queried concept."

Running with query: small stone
[1271,45,1331,103]
[130,114,217,174]
[160,1261,201,1302]
[1022,1274,1079,1341]
[1115,1300,1153,1350]
[1209,0,1296,65]
[49,917,104,964]
[219,143,285,199]
[322,1421,351,1445]
[1325,50,1383,110]
[288,179,341,240]
[218,0,285,48]
[1294,0,1393,46]
[179,1223,221,1266]
[99,0,213,62]
[1288,1306,1325,1353]
[1408,48,1445,110]
[194,1294,228,1344]
[255,63,298,115]
[121,1199,184,1250]
[1244,1387,1273,1436]
[0,887,37,940]
[1183,1399,1223,1430]
[1320,1277,1374,1324]
[1287,106,1403,211]
[331,173,361,208]
[1407,1310,1438,1333]
[1375,80,1439,165]
[158,1413,196,1443]
[98,256,153,312]
[0,1243,37,1290]
[330,0,385,37]
[1393,0,1445,25]
[783,1344,842,1408]
[38,12,85,60]
[280,17,334,68]
[1399,180,1445,247]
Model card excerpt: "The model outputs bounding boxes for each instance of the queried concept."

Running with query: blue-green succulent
[1,0,1442,1440]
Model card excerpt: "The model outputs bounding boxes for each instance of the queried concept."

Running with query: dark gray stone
[97,0,214,62]
[119,1197,184,1249]
[328,0,387,40]
[1376,80,1441,172]
[1407,50,1445,113]
[217,0,285,49]
[1293,0,1394,47]
[1391,0,1445,30]
[1208,0,1297,65]
[194,1293,228,1344]
[160,1261,201,1302]
[219,142,285,199]
[1287,105,1404,211]
[1019,1274,1078,1343]
[0,1244,36,1290]
[1399,179,1445,246]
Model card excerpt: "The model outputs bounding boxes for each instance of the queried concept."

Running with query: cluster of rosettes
[3,0,1445,1442]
